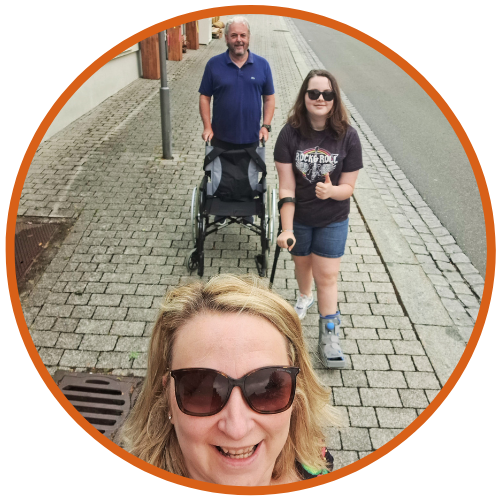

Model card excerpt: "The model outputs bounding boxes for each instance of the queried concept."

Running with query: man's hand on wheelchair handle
[202,128,214,142]
[259,127,269,142]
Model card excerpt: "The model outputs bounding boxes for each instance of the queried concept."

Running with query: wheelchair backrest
[203,146,267,202]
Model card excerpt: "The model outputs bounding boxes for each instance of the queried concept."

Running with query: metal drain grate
[15,222,58,280]
[54,372,143,442]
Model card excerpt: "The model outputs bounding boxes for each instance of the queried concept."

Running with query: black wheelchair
[186,141,276,278]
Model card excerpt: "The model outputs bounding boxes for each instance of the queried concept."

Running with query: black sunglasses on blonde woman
[169,366,300,416]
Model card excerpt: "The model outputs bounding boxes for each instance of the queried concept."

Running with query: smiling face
[305,75,334,128]
[169,312,293,486]
[225,22,250,58]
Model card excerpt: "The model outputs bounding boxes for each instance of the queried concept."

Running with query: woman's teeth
[217,445,257,459]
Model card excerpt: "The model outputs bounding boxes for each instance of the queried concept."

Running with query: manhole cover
[54,371,143,443]
[15,222,58,280]
[14,216,75,296]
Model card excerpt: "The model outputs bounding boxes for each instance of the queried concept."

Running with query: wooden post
[140,35,161,79]
[185,21,199,50]
[167,26,183,61]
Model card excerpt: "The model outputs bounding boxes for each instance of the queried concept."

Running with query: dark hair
[287,69,350,139]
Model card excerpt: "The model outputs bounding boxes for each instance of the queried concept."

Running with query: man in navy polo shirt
[199,16,275,150]
[199,16,275,227]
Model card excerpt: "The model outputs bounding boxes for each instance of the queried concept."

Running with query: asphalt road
[292,19,487,277]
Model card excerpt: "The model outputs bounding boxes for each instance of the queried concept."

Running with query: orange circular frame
[6,5,495,495]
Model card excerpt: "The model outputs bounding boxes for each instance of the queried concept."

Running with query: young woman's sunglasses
[306,89,335,101]
[169,366,300,417]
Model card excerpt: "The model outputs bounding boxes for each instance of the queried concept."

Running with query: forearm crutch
[269,197,295,289]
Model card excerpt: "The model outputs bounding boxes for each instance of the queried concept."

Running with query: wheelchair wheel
[196,214,206,277]
[192,181,207,238]
[190,179,207,276]
[190,186,200,244]
[185,248,199,272]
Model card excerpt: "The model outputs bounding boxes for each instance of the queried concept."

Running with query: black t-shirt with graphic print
[274,123,363,227]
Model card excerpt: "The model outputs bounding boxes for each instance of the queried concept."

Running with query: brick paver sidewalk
[18,14,483,470]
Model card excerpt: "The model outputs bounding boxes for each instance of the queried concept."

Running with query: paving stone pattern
[18,14,477,471]
[285,17,483,327]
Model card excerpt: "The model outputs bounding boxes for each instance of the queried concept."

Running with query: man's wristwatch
[261,124,271,132]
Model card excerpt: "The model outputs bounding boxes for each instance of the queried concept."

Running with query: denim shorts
[290,218,349,258]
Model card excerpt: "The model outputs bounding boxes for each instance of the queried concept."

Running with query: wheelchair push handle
[204,139,266,147]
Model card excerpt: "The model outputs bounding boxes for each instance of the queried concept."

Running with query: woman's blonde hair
[121,274,339,482]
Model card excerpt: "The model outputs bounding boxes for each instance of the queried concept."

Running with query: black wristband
[278,197,296,211]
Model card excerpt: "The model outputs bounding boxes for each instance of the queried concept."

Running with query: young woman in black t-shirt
[274,69,363,369]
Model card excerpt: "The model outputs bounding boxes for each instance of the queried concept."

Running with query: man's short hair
[224,16,251,37]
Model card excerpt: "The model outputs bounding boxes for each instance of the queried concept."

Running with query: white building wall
[43,45,141,140]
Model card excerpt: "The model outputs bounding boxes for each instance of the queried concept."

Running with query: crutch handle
[287,238,294,247]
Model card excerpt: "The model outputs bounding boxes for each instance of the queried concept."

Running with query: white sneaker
[294,293,314,320]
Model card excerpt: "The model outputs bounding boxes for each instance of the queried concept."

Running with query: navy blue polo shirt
[199,50,275,144]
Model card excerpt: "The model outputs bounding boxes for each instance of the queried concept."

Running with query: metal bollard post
[158,30,173,159]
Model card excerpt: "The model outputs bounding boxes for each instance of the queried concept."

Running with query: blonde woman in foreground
[121,274,340,486]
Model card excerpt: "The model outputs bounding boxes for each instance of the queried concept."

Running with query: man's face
[225,22,250,57]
